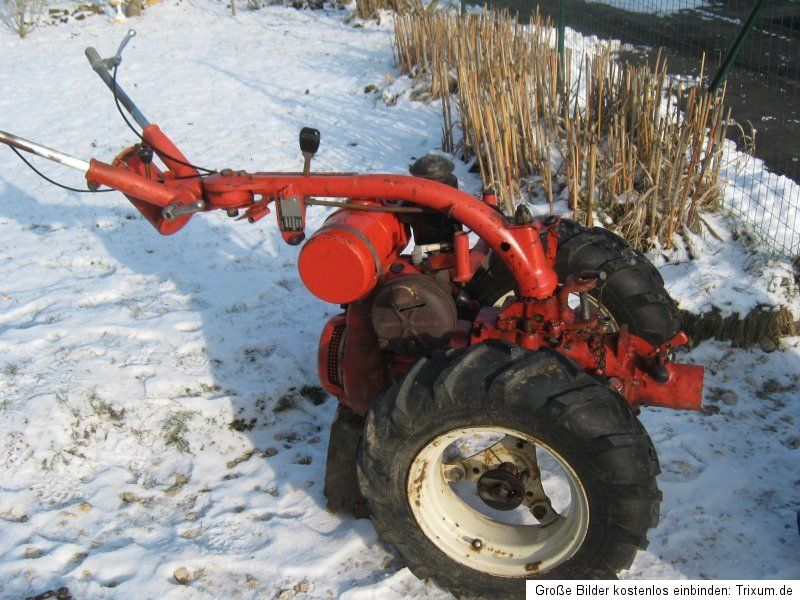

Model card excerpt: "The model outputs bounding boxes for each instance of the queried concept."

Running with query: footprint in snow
[660,457,706,482]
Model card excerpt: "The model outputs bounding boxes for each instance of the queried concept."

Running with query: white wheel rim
[407,426,589,577]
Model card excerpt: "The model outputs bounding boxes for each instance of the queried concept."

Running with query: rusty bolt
[471,538,483,550]
[445,466,465,483]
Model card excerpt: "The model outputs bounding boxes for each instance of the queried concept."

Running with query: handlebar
[0,129,90,172]
[84,45,150,130]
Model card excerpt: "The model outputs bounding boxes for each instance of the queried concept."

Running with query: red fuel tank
[298,208,408,304]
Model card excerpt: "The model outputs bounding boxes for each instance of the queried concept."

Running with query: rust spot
[525,561,542,573]
[486,545,510,557]
[413,460,428,485]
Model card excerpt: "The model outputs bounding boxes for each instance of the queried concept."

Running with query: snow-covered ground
[0,2,798,598]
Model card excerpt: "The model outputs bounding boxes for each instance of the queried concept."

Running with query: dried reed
[393,9,730,251]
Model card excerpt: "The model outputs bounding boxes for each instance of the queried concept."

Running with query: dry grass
[355,0,433,20]
[680,305,798,348]
[394,9,730,251]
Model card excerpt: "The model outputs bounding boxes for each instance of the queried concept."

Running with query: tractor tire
[464,219,680,347]
[358,341,661,598]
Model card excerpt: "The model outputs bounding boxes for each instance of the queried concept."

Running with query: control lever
[299,127,320,175]
[103,29,136,70]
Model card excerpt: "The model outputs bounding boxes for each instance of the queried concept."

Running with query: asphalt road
[480,0,800,182]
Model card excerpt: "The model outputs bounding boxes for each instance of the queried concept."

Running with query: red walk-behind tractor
[1,32,702,597]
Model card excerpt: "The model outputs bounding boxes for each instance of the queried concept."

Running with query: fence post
[557,0,567,89]
[708,0,770,93]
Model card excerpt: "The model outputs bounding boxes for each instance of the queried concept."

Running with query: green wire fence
[488,0,800,258]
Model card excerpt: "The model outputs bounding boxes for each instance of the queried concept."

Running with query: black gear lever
[299,127,320,175]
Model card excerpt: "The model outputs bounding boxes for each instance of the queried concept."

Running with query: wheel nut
[471,538,483,550]
[445,466,465,483]
[532,504,548,520]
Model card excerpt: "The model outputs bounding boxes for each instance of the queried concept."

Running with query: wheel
[464,219,680,346]
[358,341,661,597]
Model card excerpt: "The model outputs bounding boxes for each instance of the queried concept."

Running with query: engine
[312,154,463,408]
[370,275,457,356]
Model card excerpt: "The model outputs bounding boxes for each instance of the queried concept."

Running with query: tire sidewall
[363,403,620,597]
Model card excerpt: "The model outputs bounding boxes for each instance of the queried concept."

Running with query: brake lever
[102,29,136,70]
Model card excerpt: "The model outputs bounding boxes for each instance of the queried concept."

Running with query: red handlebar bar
[85,128,559,299]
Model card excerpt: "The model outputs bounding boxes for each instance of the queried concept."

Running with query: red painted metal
[86,162,559,300]
[141,124,202,182]
[318,314,346,398]
[452,231,470,283]
[110,148,193,235]
[98,125,204,235]
[298,208,408,304]
[341,301,391,415]
[83,126,704,416]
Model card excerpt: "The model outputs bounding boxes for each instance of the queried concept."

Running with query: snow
[719,142,800,258]
[0,2,798,598]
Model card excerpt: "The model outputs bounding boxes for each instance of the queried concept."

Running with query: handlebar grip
[85,46,105,72]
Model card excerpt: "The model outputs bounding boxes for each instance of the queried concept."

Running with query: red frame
[85,125,703,415]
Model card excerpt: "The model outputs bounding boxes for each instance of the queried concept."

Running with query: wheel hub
[407,426,590,577]
[477,463,525,511]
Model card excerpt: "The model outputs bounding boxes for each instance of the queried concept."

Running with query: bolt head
[445,466,465,482]
[532,504,548,520]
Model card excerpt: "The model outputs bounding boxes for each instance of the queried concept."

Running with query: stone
[759,336,778,353]
[173,567,192,585]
